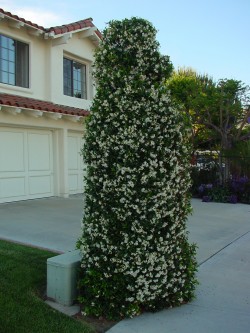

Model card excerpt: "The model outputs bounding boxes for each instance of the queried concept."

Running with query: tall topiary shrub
[77,17,197,319]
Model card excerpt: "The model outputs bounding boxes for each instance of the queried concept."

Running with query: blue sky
[1,0,250,86]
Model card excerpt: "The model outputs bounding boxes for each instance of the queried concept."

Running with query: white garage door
[68,133,85,194]
[0,127,54,203]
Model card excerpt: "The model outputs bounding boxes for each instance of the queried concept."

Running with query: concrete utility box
[47,250,81,306]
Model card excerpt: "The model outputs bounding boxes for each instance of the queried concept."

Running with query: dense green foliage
[167,68,250,152]
[0,240,94,333]
[77,18,197,319]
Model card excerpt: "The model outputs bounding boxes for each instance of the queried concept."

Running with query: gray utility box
[47,250,81,306]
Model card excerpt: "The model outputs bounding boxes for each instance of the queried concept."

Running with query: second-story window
[63,57,87,99]
[0,34,29,88]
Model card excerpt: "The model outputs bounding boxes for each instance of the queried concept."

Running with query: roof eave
[0,10,44,35]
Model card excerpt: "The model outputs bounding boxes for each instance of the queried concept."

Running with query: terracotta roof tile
[0,93,89,117]
[0,8,102,39]
[45,18,99,36]
[0,8,44,30]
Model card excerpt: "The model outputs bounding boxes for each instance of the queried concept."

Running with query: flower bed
[196,176,250,204]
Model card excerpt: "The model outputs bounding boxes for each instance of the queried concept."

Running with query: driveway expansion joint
[198,230,250,267]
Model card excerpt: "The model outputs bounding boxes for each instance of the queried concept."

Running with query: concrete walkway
[0,197,250,332]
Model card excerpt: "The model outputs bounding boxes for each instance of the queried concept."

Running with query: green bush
[209,186,230,203]
[190,166,218,197]
[241,184,250,204]
[77,17,198,319]
[233,178,250,204]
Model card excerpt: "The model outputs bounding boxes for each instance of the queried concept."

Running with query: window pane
[1,35,9,48]
[63,58,72,96]
[73,62,81,70]
[1,71,8,84]
[73,79,80,89]
[1,48,8,60]
[8,39,15,50]
[16,41,29,88]
[73,61,87,99]
[9,61,15,74]
[82,65,87,99]
[64,58,71,76]
[1,59,8,71]
[8,73,15,85]
[9,50,15,62]
[0,35,15,85]
[64,78,72,96]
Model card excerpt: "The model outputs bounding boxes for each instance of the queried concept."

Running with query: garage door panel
[0,127,54,203]
[0,131,25,172]
[68,174,78,192]
[68,133,84,194]
[29,175,52,195]
[28,133,51,171]
[0,177,26,198]
[68,136,79,170]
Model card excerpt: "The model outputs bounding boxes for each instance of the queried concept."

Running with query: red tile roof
[46,18,102,39]
[0,93,89,117]
[0,8,45,30]
[0,8,102,39]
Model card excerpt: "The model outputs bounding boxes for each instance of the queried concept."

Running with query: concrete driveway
[0,197,250,332]
[0,196,249,260]
[0,195,84,253]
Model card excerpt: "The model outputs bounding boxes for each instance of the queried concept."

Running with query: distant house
[0,8,101,203]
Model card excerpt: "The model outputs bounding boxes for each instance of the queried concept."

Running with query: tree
[213,79,250,151]
[168,69,250,183]
[77,18,197,319]
[167,69,250,152]
[167,68,217,151]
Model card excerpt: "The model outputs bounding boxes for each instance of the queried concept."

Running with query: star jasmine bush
[77,17,198,319]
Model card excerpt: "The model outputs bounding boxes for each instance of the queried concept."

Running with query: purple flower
[228,195,237,204]
[231,176,248,193]
[206,184,213,189]
[239,176,248,183]
[202,195,211,202]
[198,184,205,193]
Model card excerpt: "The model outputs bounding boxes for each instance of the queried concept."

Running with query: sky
[1,0,250,86]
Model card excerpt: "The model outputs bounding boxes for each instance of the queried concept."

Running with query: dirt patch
[74,311,117,333]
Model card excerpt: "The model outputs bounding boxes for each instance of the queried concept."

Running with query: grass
[0,239,95,333]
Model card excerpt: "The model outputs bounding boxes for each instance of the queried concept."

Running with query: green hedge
[77,17,198,319]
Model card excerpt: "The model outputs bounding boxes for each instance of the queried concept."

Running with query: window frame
[63,56,88,100]
[0,34,29,88]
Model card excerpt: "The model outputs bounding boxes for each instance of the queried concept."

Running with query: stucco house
[0,8,101,204]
